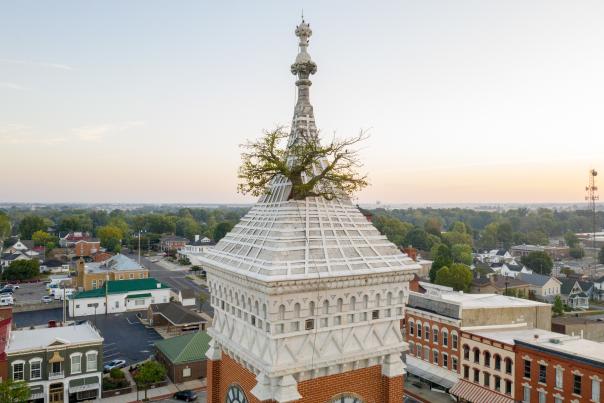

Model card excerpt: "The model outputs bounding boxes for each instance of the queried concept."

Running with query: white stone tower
[202,19,419,403]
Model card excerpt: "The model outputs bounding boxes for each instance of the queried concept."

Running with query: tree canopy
[434,263,473,292]
[0,379,30,403]
[134,360,166,400]
[2,260,40,281]
[430,244,453,282]
[97,225,123,253]
[520,251,553,275]
[18,215,48,239]
[238,127,368,200]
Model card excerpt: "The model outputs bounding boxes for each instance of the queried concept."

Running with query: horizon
[2,1,604,204]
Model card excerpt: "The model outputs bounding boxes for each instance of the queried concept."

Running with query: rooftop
[150,302,206,326]
[518,272,560,287]
[472,276,529,290]
[518,334,604,363]
[85,253,144,273]
[154,331,211,364]
[438,292,549,309]
[72,277,170,299]
[471,327,561,345]
[7,322,102,353]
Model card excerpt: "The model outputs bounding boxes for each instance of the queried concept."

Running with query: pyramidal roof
[199,20,419,282]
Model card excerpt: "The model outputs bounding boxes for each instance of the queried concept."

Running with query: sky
[1,1,604,205]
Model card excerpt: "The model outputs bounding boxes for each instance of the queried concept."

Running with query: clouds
[73,121,145,142]
[0,123,65,145]
[0,82,27,91]
[0,59,73,71]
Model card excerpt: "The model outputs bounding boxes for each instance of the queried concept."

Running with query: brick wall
[208,352,403,403]
[406,312,460,373]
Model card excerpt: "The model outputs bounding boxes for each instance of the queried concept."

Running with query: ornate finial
[291,18,317,80]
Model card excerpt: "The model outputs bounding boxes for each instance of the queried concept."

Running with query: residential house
[39,259,70,274]
[517,272,562,301]
[1,251,31,268]
[404,290,551,392]
[59,232,91,248]
[154,332,210,383]
[495,262,532,278]
[592,276,604,301]
[560,279,590,310]
[176,288,197,307]
[470,276,531,296]
[72,239,100,257]
[181,235,215,254]
[159,235,188,252]
[147,302,207,335]
[515,333,604,403]
[74,254,149,291]
[511,244,570,260]
[5,322,103,403]
[69,277,171,317]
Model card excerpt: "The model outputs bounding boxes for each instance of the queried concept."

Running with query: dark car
[0,288,14,294]
[173,390,197,401]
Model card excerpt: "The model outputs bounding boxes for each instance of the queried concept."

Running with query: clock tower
[201,19,419,403]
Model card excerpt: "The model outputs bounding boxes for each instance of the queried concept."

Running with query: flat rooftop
[7,322,103,353]
[439,292,549,309]
[471,327,561,345]
[519,334,604,363]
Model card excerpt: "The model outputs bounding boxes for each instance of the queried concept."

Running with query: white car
[41,295,53,304]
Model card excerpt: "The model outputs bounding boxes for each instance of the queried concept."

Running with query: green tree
[2,260,40,281]
[0,379,31,403]
[521,251,553,275]
[373,216,414,246]
[18,215,47,239]
[134,360,166,400]
[404,227,433,251]
[32,230,55,246]
[479,222,499,250]
[97,225,123,253]
[434,263,473,292]
[564,231,580,248]
[496,221,513,249]
[0,212,11,241]
[429,244,453,282]
[213,222,234,242]
[569,246,585,259]
[238,127,368,200]
[451,244,473,265]
[552,295,564,316]
[526,230,549,246]
[175,216,201,240]
[423,217,443,237]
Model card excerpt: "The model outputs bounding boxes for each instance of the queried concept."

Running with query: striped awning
[449,380,514,403]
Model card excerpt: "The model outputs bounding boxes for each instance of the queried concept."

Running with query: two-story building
[159,235,188,252]
[72,240,100,258]
[5,322,103,403]
[74,254,149,291]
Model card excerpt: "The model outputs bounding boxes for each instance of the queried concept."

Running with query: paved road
[123,252,213,315]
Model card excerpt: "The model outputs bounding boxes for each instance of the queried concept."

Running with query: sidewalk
[101,379,205,403]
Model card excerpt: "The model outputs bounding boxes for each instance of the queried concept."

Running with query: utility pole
[138,230,141,265]
[586,169,599,278]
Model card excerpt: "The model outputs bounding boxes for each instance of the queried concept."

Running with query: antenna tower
[585,169,599,278]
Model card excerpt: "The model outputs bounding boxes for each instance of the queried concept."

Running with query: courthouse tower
[202,19,419,403]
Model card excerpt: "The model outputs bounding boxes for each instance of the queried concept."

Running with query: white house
[517,272,562,301]
[494,262,532,278]
[69,277,171,317]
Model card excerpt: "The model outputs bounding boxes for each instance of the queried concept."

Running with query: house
[74,254,149,291]
[5,321,103,402]
[487,249,514,264]
[4,239,34,253]
[177,288,197,307]
[69,278,171,317]
[560,279,590,309]
[181,235,215,254]
[159,235,189,252]
[154,332,210,383]
[470,275,531,296]
[72,239,100,257]
[551,316,604,342]
[40,259,70,274]
[147,302,207,335]
[59,232,91,248]
[495,262,532,278]
[92,252,112,262]
[517,272,561,301]
[473,261,496,278]
[0,251,31,268]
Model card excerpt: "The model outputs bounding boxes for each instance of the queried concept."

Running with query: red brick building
[73,239,100,257]
[159,235,188,252]
[515,334,604,403]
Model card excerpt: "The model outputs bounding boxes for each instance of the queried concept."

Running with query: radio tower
[585,169,599,278]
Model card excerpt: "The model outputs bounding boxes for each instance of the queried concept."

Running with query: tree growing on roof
[237,127,368,200]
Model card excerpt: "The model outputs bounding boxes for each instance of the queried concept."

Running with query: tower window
[305,319,315,330]
[372,310,379,320]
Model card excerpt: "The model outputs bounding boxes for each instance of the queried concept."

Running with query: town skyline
[2,1,604,204]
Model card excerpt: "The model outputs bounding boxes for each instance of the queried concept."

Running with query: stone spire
[289,19,318,147]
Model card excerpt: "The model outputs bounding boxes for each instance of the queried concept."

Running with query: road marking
[104,342,116,347]
[104,352,119,359]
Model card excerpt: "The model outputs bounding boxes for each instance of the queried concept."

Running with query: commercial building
[69,277,171,317]
[511,244,570,260]
[74,254,149,291]
[5,322,103,403]
[147,302,207,335]
[551,316,604,342]
[154,331,211,383]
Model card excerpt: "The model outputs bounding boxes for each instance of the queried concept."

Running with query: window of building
[452,332,458,350]
[539,364,547,384]
[183,367,191,377]
[408,342,415,355]
[417,345,422,358]
[505,380,512,395]
[554,396,562,403]
[473,368,480,383]
[372,310,380,320]
[12,361,24,381]
[452,357,458,372]
[424,347,430,361]
[135,299,145,306]
[409,320,415,336]
[484,372,490,387]
[524,359,531,378]
[463,365,469,380]
[473,348,480,364]
[417,323,422,338]
[433,350,439,365]
[30,359,41,380]
[91,280,97,289]
[494,354,501,371]
[334,316,341,326]
[424,325,429,340]
[555,367,563,389]
[574,374,582,395]
[433,327,438,343]
[538,390,546,403]
[592,378,601,402]
[505,358,512,374]
[115,301,120,309]
[86,351,97,372]
[305,319,314,330]
[348,314,354,324]
[442,353,448,368]
[71,353,82,374]
[442,330,448,347]
[484,351,491,367]
[494,376,501,391]
[523,386,530,403]
[463,345,470,360]
[291,321,299,331]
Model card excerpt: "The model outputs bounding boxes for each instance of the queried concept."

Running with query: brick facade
[515,342,604,403]
[207,352,403,403]
[155,348,206,384]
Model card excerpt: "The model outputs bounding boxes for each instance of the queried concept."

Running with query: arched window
[505,357,513,374]
[417,321,423,338]
[309,301,315,316]
[494,354,501,371]
[473,347,480,364]
[322,300,329,315]
[235,292,239,306]
[254,301,259,315]
[278,304,285,320]
[484,351,491,367]
[442,329,449,347]
[463,344,470,360]
[328,394,365,403]
[387,292,392,306]
[452,331,459,350]
[398,290,404,304]
[363,295,369,309]
[350,296,356,311]
[432,325,439,343]
[409,319,415,336]
[424,324,430,340]
[375,293,381,307]
[262,303,267,319]
[408,341,415,355]
[337,298,343,313]
[226,384,248,403]
[294,303,301,318]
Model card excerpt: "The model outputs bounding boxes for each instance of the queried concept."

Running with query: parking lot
[4,281,55,305]
[14,308,163,367]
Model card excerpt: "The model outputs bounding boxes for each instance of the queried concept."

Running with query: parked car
[103,359,127,373]
[41,295,53,304]
[173,390,198,402]
[0,295,14,306]
[6,284,19,290]
[0,288,14,295]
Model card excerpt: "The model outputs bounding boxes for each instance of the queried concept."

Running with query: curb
[127,386,206,402]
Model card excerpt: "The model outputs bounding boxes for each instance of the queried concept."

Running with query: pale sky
[1,1,604,204]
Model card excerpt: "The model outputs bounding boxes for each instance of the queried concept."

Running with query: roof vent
[549,338,561,344]
[157,283,161,289]
[534,334,539,340]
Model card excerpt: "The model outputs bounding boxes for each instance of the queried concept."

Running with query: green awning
[126,293,152,299]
